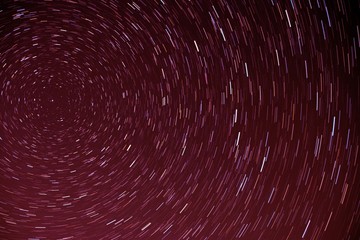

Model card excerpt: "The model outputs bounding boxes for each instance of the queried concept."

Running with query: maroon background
[0,0,359,239]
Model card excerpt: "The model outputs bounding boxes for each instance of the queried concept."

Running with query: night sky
[0,0,359,239]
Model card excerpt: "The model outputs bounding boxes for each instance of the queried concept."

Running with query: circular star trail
[0,0,359,239]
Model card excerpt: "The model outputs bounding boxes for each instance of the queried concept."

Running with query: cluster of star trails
[0,0,359,239]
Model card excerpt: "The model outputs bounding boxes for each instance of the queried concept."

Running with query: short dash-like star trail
[0,0,359,239]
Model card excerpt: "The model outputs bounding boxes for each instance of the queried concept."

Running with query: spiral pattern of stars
[0,0,359,239]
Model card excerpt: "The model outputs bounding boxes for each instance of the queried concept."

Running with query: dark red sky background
[0,0,359,239]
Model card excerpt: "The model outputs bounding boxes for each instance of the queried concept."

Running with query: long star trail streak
[0,0,359,239]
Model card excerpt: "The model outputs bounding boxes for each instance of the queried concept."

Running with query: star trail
[0,0,359,239]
